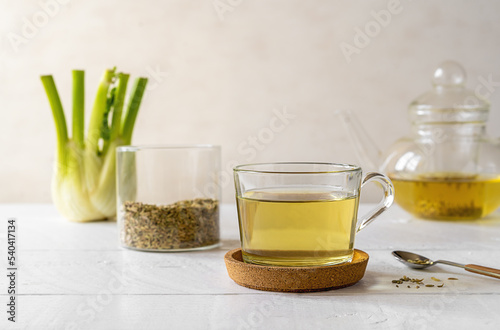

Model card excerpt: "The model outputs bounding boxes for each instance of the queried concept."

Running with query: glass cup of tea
[234,162,394,267]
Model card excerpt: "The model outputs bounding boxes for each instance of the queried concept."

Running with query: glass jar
[116,145,221,251]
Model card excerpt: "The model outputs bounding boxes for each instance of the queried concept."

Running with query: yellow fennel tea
[236,186,359,266]
[390,173,500,220]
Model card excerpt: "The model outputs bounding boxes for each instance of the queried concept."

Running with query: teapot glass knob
[432,60,466,87]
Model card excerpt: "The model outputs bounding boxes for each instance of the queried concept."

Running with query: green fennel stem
[121,77,148,144]
[110,73,130,141]
[72,70,85,149]
[40,75,68,165]
[102,73,129,157]
[87,68,116,154]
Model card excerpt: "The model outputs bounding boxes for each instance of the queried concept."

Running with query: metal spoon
[392,250,500,279]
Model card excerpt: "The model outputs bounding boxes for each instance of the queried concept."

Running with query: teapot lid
[409,61,490,124]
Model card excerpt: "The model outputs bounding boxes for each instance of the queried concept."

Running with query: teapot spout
[336,110,383,171]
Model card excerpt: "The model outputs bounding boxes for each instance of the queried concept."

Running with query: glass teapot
[339,61,500,220]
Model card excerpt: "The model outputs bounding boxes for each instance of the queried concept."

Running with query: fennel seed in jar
[122,198,219,250]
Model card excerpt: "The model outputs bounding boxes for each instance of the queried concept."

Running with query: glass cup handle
[356,172,395,232]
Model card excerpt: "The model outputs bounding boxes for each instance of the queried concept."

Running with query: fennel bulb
[41,69,147,222]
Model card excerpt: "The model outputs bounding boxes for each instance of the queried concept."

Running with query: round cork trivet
[224,248,369,293]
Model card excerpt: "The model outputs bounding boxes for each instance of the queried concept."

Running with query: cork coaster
[224,248,369,292]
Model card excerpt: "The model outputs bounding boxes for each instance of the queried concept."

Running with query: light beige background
[1,0,500,203]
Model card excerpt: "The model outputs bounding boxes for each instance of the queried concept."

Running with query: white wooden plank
[1,248,499,295]
[356,208,500,251]
[1,294,499,330]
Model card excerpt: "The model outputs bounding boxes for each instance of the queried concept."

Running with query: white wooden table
[1,203,499,330]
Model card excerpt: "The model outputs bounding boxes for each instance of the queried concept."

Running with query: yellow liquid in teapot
[389,173,500,220]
